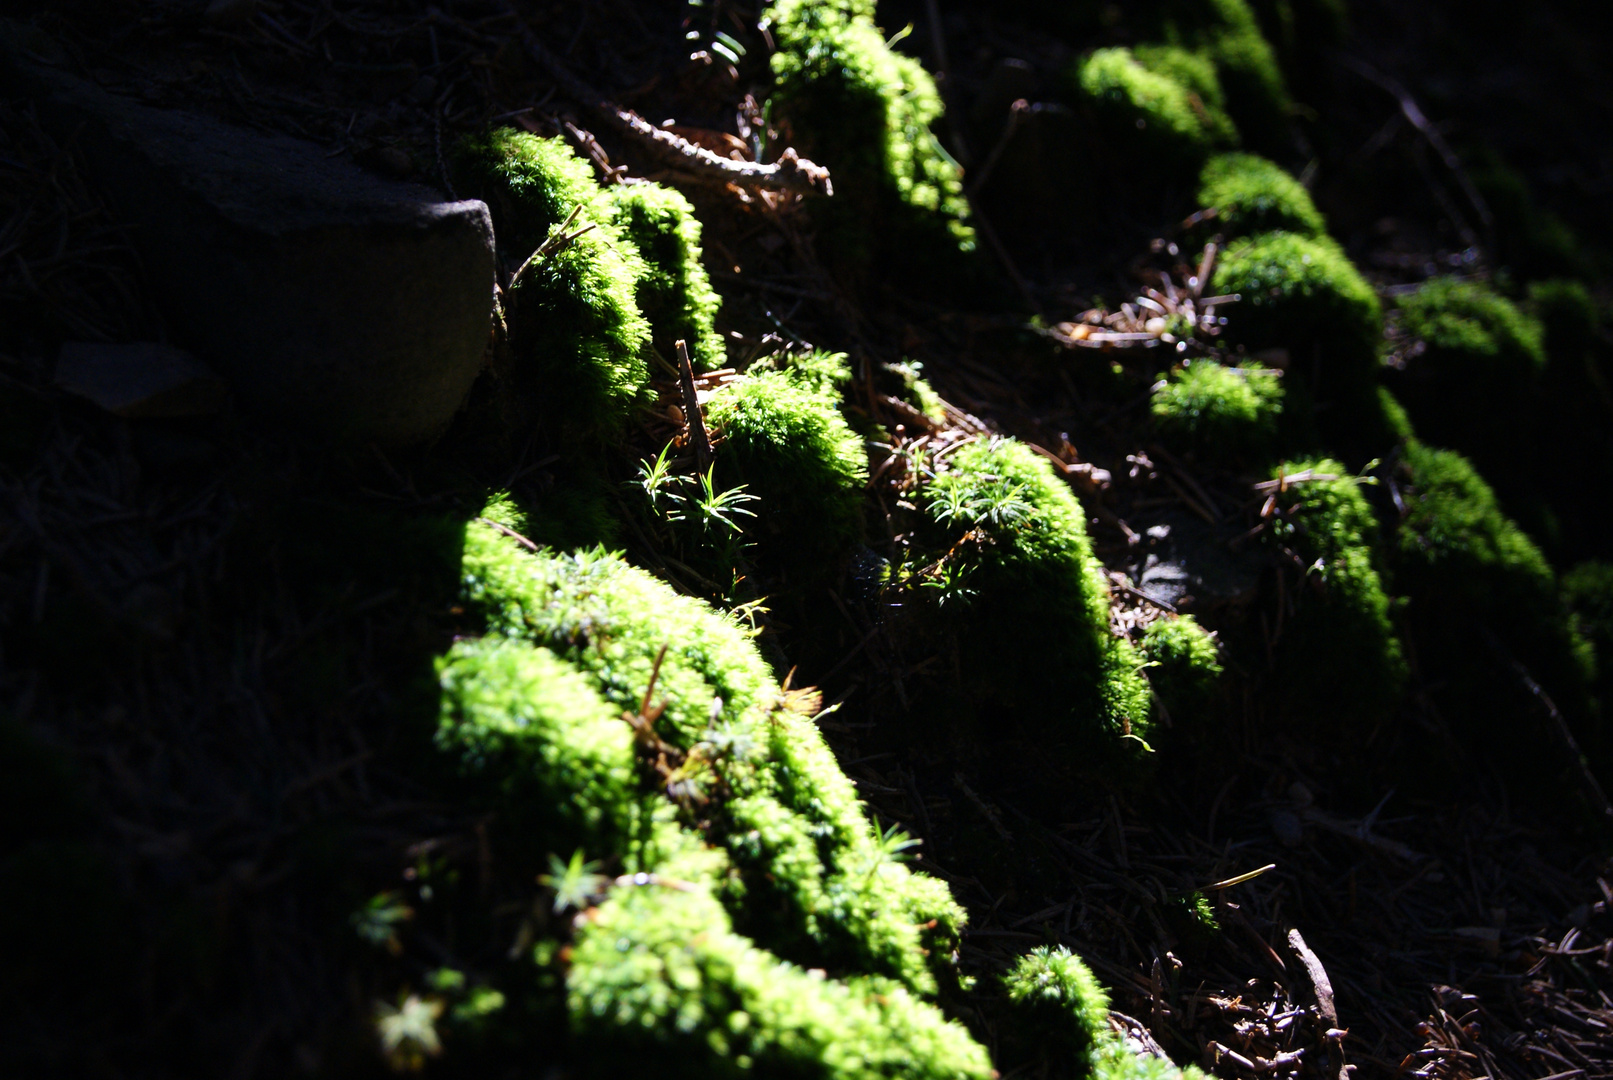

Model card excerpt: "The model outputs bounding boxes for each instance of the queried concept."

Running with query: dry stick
[499,2,832,196]
[675,340,712,474]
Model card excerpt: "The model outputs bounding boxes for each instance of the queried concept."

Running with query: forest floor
[3,1,1612,1077]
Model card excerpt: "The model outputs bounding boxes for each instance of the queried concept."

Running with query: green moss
[1150,360,1282,460]
[1397,276,1545,376]
[1197,14,1290,148]
[765,0,973,273]
[768,348,855,398]
[1212,231,1386,451]
[1565,561,1613,691]
[1267,458,1406,732]
[456,520,968,998]
[1001,946,1111,1059]
[887,360,947,423]
[919,438,1151,747]
[606,183,725,372]
[1393,442,1599,776]
[1133,45,1239,145]
[1197,152,1325,239]
[567,885,991,1079]
[1141,615,1224,716]
[1529,279,1599,363]
[1469,156,1589,281]
[706,369,868,579]
[1075,47,1232,162]
[453,129,651,434]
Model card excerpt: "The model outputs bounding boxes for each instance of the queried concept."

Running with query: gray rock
[2,21,495,446]
[56,341,227,418]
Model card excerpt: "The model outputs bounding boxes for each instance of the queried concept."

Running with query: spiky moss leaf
[1393,444,1598,758]
[1132,45,1238,145]
[765,0,974,273]
[1075,47,1230,164]
[1212,231,1387,452]
[458,521,965,994]
[455,130,651,434]
[436,638,646,853]
[707,369,869,579]
[1397,277,1546,375]
[1267,458,1406,733]
[925,438,1152,745]
[1151,360,1282,461]
[1002,946,1111,1058]
[606,183,725,372]
[567,885,992,1079]
[1141,615,1223,715]
[1197,152,1325,239]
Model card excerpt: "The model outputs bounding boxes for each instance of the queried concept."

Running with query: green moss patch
[606,182,725,372]
[1075,47,1233,164]
[1141,615,1224,718]
[1001,946,1112,1058]
[1151,359,1282,461]
[1197,152,1325,239]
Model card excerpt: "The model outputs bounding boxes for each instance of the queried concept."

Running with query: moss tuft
[1002,946,1111,1058]
[453,129,651,435]
[1151,360,1282,461]
[706,368,868,580]
[1075,47,1232,163]
[1266,459,1406,733]
[1141,615,1224,716]
[1197,152,1325,239]
[605,183,725,372]
[765,0,973,275]
[1564,561,1613,692]
[1133,45,1238,145]
[567,885,991,1079]
[918,438,1151,748]
[1212,231,1386,452]
[1396,276,1545,376]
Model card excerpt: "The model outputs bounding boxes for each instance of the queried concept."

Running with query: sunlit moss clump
[1001,946,1111,1061]
[919,438,1151,748]
[707,367,868,580]
[1197,152,1324,239]
[1392,443,1597,768]
[1141,615,1223,717]
[606,182,724,372]
[1133,45,1238,145]
[441,522,974,1063]
[1267,458,1406,732]
[765,0,973,270]
[1397,276,1545,377]
[452,129,650,433]
[1075,47,1233,163]
[568,886,991,1079]
[1151,360,1282,461]
[1212,231,1387,450]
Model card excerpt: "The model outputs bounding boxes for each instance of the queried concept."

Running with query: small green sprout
[539,850,609,914]
[351,891,413,955]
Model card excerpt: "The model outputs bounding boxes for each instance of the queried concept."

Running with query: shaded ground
[2,1,1612,1077]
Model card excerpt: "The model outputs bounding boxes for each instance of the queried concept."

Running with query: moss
[453,129,651,435]
[605,183,725,372]
[1001,946,1111,1059]
[1396,276,1545,376]
[706,368,868,581]
[887,360,947,423]
[1150,359,1282,461]
[1266,458,1407,733]
[1469,156,1589,281]
[919,438,1152,749]
[1565,561,1613,691]
[1212,231,1387,452]
[1393,442,1600,778]
[567,885,991,1079]
[1529,279,1599,364]
[768,348,855,398]
[456,520,968,997]
[1075,47,1232,163]
[1133,45,1239,146]
[1197,152,1325,239]
[1141,615,1224,716]
[765,0,974,276]
[1197,14,1290,149]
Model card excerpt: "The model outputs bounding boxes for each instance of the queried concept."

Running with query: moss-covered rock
[1197,152,1325,239]
[765,0,973,279]
[1212,231,1388,453]
[1266,458,1406,734]
[606,182,725,372]
[916,438,1152,751]
[1151,359,1283,461]
[707,367,868,583]
[452,129,651,435]
[1141,615,1224,719]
